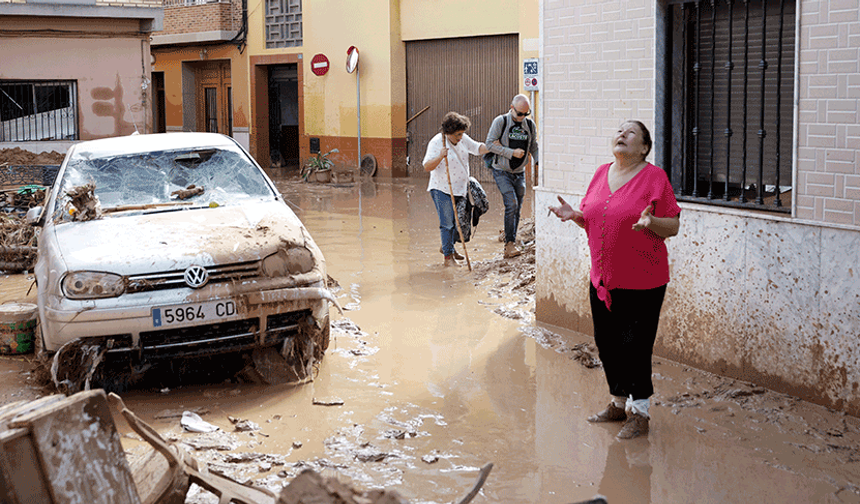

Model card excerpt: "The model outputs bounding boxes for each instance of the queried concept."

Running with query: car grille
[264,310,310,345]
[126,260,261,293]
[139,318,260,358]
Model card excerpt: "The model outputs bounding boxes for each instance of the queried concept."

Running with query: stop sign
[311,54,329,76]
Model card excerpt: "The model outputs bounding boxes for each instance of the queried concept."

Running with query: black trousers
[589,283,667,400]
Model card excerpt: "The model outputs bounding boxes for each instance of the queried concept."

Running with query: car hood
[50,200,317,274]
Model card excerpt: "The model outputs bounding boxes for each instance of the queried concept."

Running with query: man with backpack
[484,94,539,258]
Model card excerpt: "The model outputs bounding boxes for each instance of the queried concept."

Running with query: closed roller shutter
[406,35,518,182]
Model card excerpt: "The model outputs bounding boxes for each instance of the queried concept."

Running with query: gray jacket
[484,112,539,174]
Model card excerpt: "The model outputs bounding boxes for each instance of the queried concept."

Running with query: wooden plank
[10,390,141,504]
[0,428,53,504]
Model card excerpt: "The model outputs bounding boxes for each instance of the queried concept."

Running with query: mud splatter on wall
[534,188,860,417]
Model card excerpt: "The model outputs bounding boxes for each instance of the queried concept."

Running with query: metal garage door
[406,35,518,182]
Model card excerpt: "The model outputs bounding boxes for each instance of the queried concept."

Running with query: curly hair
[441,112,471,134]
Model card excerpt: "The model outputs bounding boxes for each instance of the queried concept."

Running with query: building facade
[0,0,162,155]
[152,0,540,177]
[536,0,860,415]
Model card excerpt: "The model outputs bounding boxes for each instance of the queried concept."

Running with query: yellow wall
[247,0,401,140]
[399,0,521,40]
[243,0,538,173]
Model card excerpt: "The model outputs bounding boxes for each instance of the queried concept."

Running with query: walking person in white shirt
[423,112,492,267]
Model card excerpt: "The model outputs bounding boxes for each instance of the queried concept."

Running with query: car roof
[68,132,240,159]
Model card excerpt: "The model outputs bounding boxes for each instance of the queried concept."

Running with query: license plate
[152,300,239,328]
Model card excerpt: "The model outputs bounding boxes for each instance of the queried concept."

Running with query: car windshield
[52,143,275,220]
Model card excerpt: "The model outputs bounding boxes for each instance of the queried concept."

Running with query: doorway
[152,72,166,133]
[195,61,232,135]
[268,64,299,167]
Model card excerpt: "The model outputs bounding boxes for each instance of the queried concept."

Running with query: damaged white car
[27,132,337,390]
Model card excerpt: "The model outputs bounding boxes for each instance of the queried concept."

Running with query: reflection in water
[598,439,652,504]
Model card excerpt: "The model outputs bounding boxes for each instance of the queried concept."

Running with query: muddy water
[7,176,859,503]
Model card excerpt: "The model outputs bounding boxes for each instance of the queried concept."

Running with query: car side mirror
[26,206,44,225]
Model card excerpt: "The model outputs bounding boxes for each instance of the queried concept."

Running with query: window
[265,0,301,48]
[665,0,795,213]
[0,80,78,142]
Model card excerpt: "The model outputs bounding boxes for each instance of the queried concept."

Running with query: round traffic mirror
[346,46,359,74]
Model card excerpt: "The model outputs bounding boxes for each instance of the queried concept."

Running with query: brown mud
[0,174,858,503]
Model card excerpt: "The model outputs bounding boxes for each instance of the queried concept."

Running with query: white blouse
[423,132,481,197]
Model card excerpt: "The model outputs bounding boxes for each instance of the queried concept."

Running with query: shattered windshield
[52,144,275,220]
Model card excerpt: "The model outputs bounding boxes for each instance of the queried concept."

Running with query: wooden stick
[406,105,431,125]
[442,134,471,271]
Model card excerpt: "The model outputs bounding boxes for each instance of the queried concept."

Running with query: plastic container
[0,303,38,354]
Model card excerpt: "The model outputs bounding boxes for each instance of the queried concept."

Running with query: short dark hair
[441,112,471,134]
[628,120,653,158]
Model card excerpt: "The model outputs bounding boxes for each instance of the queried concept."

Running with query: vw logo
[184,265,209,289]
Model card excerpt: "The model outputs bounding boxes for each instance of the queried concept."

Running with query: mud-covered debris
[171,184,204,200]
[64,183,102,221]
[233,419,262,432]
[182,411,219,433]
[313,396,344,406]
[180,431,241,451]
[421,453,440,464]
[292,441,303,449]
[277,469,408,504]
[569,342,602,369]
[354,443,388,462]
[383,429,407,440]
[154,406,211,419]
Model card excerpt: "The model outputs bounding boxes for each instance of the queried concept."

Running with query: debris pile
[0,147,65,166]
[0,186,46,272]
[64,183,103,221]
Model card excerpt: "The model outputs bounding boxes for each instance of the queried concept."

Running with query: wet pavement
[1,174,859,503]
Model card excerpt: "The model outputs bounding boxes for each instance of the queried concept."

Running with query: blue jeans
[430,189,459,256]
[492,168,526,243]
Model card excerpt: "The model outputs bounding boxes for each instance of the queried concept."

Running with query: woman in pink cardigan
[549,120,681,439]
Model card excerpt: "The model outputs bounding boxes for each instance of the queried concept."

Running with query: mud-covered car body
[30,132,333,377]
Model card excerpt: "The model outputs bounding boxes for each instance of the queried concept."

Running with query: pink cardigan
[580,162,681,310]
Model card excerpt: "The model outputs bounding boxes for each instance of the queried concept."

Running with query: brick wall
[541,0,656,194]
[162,0,241,35]
[796,0,860,226]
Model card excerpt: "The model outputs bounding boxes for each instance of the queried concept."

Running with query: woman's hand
[548,195,585,228]
[632,205,653,231]
[423,146,448,172]
[633,205,680,237]
[512,148,525,158]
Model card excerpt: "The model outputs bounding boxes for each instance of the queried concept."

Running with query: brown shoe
[616,413,649,439]
[587,403,627,423]
[440,246,464,260]
[504,241,521,258]
[443,255,459,268]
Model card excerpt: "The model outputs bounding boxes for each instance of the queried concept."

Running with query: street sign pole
[347,46,361,174]
[356,64,361,171]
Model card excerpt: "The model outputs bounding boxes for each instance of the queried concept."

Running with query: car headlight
[262,247,315,277]
[61,272,126,299]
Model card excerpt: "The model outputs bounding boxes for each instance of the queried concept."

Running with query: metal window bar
[205,87,218,133]
[0,80,78,142]
[672,0,793,213]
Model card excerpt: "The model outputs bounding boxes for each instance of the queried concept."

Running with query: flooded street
[2,175,859,503]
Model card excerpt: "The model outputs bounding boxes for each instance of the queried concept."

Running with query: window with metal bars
[665,0,795,213]
[265,0,301,48]
[0,80,79,142]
